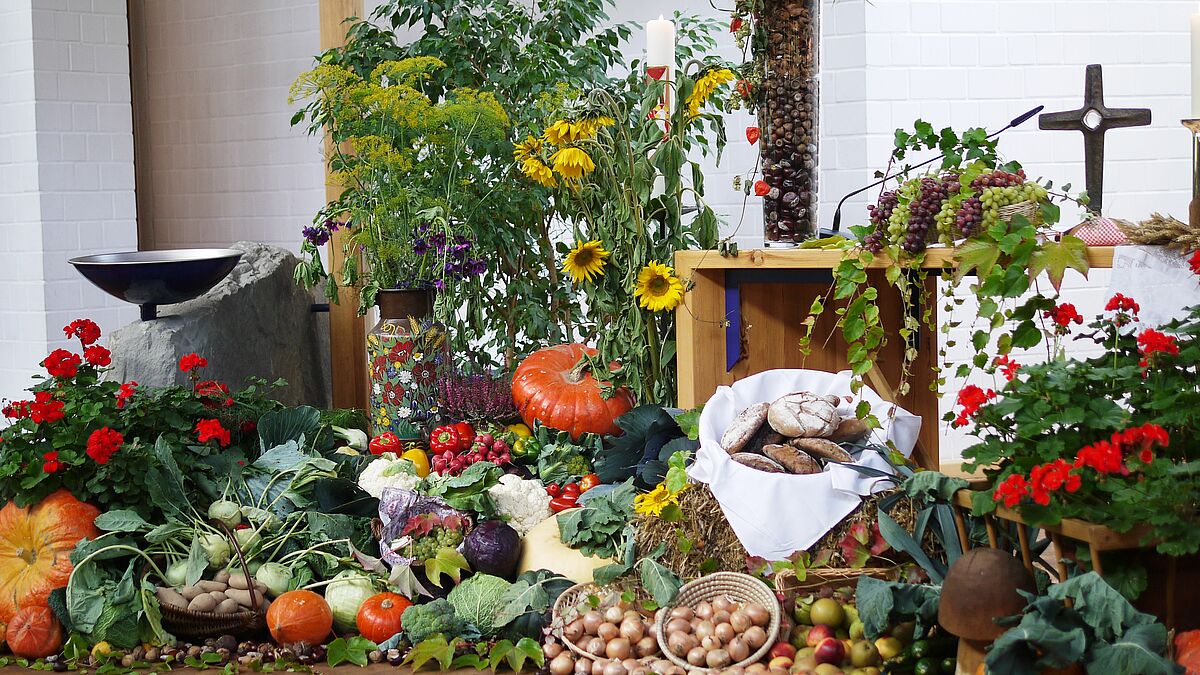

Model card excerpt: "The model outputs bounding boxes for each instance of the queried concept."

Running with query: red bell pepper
[550,496,578,513]
[369,432,401,455]
[453,421,475,445]
[562,482,581,498]
[430,425,466,454]
[578,473,601,493]
[546,483,561,497]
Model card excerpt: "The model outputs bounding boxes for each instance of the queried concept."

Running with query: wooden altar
[674,246,1117,470]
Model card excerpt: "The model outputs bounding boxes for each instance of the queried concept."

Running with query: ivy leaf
[424,548,470,588]
[1028,235,1090,292]
[953,239,1001,284]
[326,636,377,667]
[404,635,456,671]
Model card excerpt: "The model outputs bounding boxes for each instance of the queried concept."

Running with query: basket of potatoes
[654,572,780,672]
[155,566,269,638]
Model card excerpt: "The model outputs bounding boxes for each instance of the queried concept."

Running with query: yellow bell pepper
[401,448,431,478]
[507,423,533,439]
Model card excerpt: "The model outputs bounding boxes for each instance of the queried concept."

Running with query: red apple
[767,656,793,671]
[813,637,846,666]
[769,642,796,660]
[806,624,836,648]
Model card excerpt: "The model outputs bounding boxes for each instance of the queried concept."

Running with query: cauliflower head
[358,453,421,498]
[487,474,552,535]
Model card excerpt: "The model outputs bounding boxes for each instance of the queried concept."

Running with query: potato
[187,593,218,612]
[213,569,231,585]
[179,585,203,601]
[196,580,227,593]
[155,587,188,610]
[226,587,264,608]
[228,571,252,590]
[214,598,241,614]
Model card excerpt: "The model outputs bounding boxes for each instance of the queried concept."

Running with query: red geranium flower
[1136,328,1179,374]
[993,355,1020,381]
[746,126,760,145]
[179,353,208,373]
[84,345,111,367]
[29,391,64,425]
[1043,303,1083,333]
[195,380,233,408]
[42,451,61,474]
[730,17,743,32]
[2,400,31,420]
[43,349,81,379]
[993,474,1029,508]
[240,421,257,435]
[952,384,995,428]
[753,180,770,197]
[86,427,123,465]
[196,418,231,447]
[115,381,138,409]
[1105,293,1140,326]
[64,319,101,346]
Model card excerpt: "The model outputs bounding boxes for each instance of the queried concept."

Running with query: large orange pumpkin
[267,590,333,646]
[0,490,100,623]
[7,605,63,659]
[512,344,635,439]
[356,592,412,644]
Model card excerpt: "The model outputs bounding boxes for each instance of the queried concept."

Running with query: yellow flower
[562,240,610,283]
[577,116,616,140]
[634,484,676,517]
[521,158,556,188]
[685,68,736,118]
[633,261,684,312]
[544,119,583,145]
[513,135,543,163]
[550,147,595,181]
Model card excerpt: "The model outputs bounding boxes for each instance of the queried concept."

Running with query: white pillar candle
[646,15,676,70]
[1192,4,1200,117]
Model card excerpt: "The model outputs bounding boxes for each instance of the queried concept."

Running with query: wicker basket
[654,572,781,672]
[160,524,269,639]
[998,199,1039,223]
[774,565,903,596]
[551,582,628,661]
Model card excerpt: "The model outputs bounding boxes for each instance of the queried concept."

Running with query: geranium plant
[961,297,1200,558]
[0,319,278,518]
[515,62,733,405]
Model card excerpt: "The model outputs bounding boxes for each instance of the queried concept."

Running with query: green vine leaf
[404,635,456,672]
[953,239,1001,284]
[424,548,470,588]
[1029,235,1090,293]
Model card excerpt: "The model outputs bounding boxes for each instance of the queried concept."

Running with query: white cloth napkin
[688,369,921,560]
[1107,246,1200,328]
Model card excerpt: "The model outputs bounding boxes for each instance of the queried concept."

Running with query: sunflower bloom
[563,240,610,283]
[578,116,616,140]
[521,158,556,188]
[513,135,543,163]
[685,68,736,118]
[634,261,684,312]
[544,119,583,145]
[634,484,676,517]
[550,147,595,181]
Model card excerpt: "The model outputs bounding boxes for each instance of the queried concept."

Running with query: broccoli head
[400,598,470,644]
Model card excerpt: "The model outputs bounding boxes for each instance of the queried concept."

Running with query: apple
[768,656,793,670]
[874,637,903,661]
[771,643,797,660]
[806,624,836,648]
[849,640,881,668]
[849,621,865,640]
[813,638,846,666]
[813,664,843,675]
[790,625,811,650]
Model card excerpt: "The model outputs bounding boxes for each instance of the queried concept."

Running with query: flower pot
[367,289,448,440]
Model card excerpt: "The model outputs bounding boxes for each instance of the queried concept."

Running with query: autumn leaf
[953,238,1001,284]
[1028,235,1089,292]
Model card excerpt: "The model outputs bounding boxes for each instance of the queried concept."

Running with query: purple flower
[467,258,486,276]
[412,238,430,255]
[302,226,330,246]
[432,279,444,289]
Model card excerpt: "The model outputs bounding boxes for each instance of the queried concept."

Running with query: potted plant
[957,295,1200,627]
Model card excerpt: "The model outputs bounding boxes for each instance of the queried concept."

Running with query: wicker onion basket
[551,582,628,661]
[655,572,781,672]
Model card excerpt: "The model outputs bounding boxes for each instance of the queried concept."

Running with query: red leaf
[869,521,891,556]
[746,126,760,145]
[838,532,870,569]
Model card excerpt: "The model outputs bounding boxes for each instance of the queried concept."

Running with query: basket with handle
[773,565,903,596]
[550,582,628,661]
[998,199,1040,223]
[160,523,268,639]
[654,572,781,672]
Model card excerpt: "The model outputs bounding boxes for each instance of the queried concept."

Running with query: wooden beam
[319,0,368,410]
[675,245,1116,271]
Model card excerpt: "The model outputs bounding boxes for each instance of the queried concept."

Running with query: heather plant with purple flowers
[436,368,518,422]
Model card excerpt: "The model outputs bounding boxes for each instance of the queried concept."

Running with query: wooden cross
[1038,64,1151,214]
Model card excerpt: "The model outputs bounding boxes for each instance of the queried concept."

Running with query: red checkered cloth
[1070,217,1130,246]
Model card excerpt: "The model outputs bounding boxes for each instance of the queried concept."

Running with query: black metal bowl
[69,248,242,320]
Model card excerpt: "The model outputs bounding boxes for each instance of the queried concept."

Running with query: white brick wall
[0,0,138,406]
[140,0,326,252]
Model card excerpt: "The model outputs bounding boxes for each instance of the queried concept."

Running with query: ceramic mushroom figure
[938,548,1036,674]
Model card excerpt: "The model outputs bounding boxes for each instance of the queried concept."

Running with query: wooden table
[674,246,1117,469]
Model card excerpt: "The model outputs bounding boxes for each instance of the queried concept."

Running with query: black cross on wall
[1038,64,1151,214]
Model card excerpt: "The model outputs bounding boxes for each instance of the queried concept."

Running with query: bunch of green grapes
[408,526,465,561]
[978,181,1048,231]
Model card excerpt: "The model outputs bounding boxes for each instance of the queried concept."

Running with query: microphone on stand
[823,105,1044,236]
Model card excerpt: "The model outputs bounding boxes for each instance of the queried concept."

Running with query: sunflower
[513,135,543,162]
[544,119,583,145]
[563,240,610,283]
[577,116,616,140]
[634,484,678,517]
[550,147,595,181]
[685,67,736,118]
[633,261,684,312]
[521,158,556,188]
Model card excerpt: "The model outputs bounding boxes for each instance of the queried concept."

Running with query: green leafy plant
[557,479,637,559]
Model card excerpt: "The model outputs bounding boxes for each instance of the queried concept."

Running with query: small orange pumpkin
[512,344,635,439]
[267,590,333,646]
[0,490,100,623]
[356,592,413,644]
[6,606,62,659]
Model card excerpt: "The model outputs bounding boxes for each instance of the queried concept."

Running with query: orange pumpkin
[1178,630,1200,674]
[356,592,413,644]
[6,606,62,659]
[0,489,100,623]
[267,590,333,646]
[512,344,635,439]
